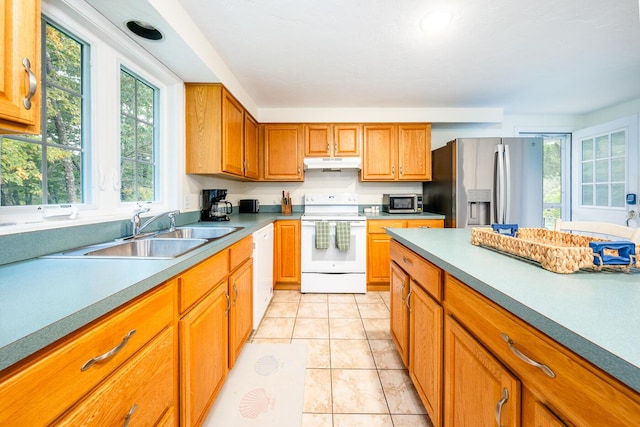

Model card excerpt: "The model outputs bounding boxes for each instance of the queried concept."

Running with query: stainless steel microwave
[382,194,423,213]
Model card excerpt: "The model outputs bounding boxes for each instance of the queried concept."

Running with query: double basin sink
[44,226,242,259]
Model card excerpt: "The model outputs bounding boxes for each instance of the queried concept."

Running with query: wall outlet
[184,195,191,209]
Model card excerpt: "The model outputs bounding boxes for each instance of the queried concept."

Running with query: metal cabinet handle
[400,165,404,175]
[494,387,508,427]
[501,333,556,378]
[81,329,136,371]
[122,404,138,427]
[402,255,413,266]
[297,166,301,175]
[406,288,412,312]
[327,143,330,153]
[233,283,238,304]
[334,143,337,152]
[392,165,395,174]
[22,58,37,110]
[225,291,231,317]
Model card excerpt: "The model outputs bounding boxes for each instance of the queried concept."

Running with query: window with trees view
[120,69,157,202]
[0,21,86,206]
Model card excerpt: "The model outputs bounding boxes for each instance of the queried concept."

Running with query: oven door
[300,219,366,273]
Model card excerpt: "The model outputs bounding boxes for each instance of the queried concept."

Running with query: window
[0,21,87,206]
[119,69,158,202]
[580,130,626,208]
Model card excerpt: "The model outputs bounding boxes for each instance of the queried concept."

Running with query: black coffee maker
[201,189,233,221]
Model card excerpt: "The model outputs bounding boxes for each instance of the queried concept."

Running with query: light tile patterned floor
[251,290,434,427]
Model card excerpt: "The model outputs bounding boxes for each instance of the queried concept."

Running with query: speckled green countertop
[386,227,640,393]
[0,213,290,371]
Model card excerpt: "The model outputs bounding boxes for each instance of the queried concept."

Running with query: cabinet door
[410,282,443,427]
[229,259,253,368]
[522,387,567,427]
[444,316,520,427]
[274,220,301,286]
[390,261,410,367]
[221,89,244,176]
[244,113,260,179]
[55,328,175,427]
[367,232,393,284]
[179,282,229,427]
[0,0,41,134]
[263,124,304,181]
[333,124,361,157]
[362,124,397,180]
[304,124,332,157]
[398,124,431,181]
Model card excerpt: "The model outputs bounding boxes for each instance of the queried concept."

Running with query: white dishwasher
[252,223,274,329]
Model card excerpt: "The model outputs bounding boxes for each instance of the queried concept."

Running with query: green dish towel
[315,221,330,249]
[335,222,351,251]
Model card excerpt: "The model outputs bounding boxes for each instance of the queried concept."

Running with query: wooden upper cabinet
[362,124,397,180]
[362,123,431,181]
[263,124,304,181]
[185,83,258,180]
[221,90,244,176]
[0,0,41,134]
[304,124,361,157]
[244,113,259,179]
[398,124,431,181]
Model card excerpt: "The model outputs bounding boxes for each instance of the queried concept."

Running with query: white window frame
[0,0,184,233]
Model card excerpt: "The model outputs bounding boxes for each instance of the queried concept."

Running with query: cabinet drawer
[445,274,640,426]
[56,327,175,426]
[0,283,174,426]
[406,219,443,228]
[229,235,252,272]
[367,220,406,234]
[179,249,229,313]
[390,240,442,301]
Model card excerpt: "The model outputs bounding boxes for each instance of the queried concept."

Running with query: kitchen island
[387,227,640,426]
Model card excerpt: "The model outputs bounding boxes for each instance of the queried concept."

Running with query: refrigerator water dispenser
[467,189,491,225]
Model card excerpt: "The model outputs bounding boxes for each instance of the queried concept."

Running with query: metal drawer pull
[501,333,556,378]
[122,403,138,427]
[406,288,412,312]
[233,283,238,304]
[494,387,508,427]
[22,58,37,110]
[225,291,231,317]
[402,256,413,265]
[81,329,136,371]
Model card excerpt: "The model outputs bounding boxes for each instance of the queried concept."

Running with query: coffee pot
[201,189,232,221]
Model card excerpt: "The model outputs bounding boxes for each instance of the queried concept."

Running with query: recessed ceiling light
[126,20,163,41]
[420,9,453,33]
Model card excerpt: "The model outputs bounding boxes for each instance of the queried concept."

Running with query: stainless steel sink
[154,226,242,240]
[45,238,207,259]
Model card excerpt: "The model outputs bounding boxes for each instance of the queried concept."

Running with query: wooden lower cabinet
[367,219,443,289]
[444,316,520,427]
[56,327,175,426]
[389,239,640,427]
[0,282,176,426]
[409,282,443,427]
[229,257,253,368]
[389,261,410,367]
[274,220,301,288]
[179,281,229,427]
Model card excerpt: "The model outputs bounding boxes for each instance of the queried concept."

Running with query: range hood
[303,157,362,171]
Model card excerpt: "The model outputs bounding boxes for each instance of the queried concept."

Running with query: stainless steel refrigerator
[423,137,543,228]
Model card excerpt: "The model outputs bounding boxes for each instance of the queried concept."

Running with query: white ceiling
[85,0,640,116]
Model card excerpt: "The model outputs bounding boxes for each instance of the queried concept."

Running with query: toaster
[239,199,260,213]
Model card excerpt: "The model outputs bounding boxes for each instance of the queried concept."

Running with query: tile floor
[250,290,434,427]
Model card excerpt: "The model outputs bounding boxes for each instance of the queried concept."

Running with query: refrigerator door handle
[493,148,500,223]
[504,144,511,224]
[495,144,507,224]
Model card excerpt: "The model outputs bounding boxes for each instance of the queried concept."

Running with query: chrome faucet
[132,209,180,237]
